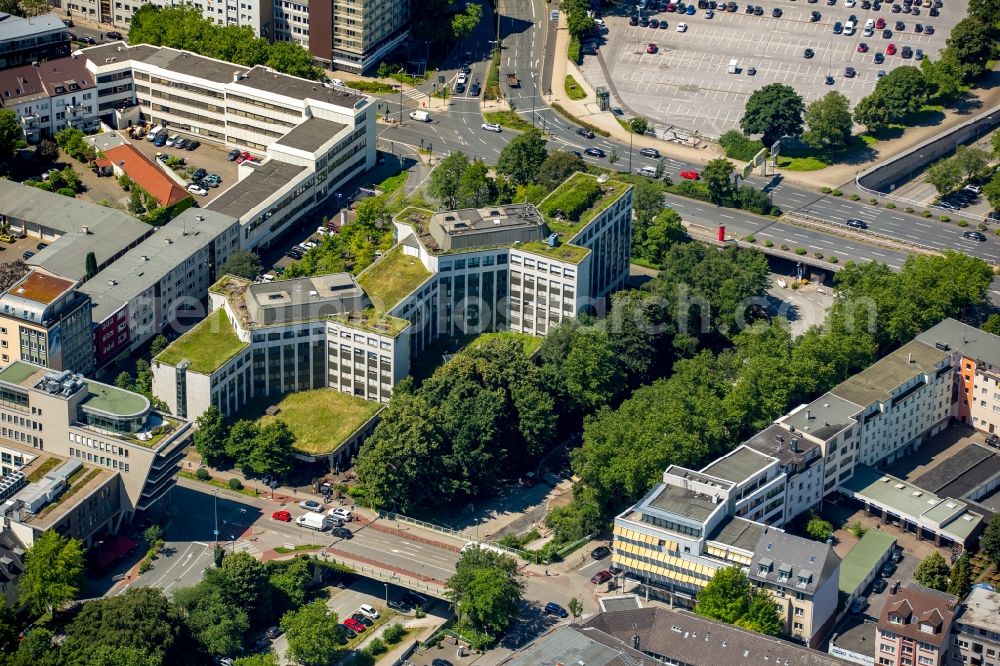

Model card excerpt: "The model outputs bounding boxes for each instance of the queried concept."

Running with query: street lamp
[213,489,219,546]
[530,73,537,129]
[384,582,389,606]
[628,127,633,175]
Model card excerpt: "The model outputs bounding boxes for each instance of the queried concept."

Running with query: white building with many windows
[0,56,100,141]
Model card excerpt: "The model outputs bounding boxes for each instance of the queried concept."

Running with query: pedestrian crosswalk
[403,88,427,101]
[231,539,262,558]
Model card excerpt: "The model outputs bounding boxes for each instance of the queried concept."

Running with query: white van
[844,21,856,35]
[728,58,738,74]
[409,110,431,122]
[296,513,332,531]
[146,125,164,141]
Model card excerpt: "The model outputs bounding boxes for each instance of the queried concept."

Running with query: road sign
[771,140,781,159]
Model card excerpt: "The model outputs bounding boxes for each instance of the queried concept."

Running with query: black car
[584,147,606,158]
[629,15,639,24]
[745,4,755,12]
[771,7,782,16]
[747,66,757,75]
[286,249,304,260]
[431,660,454,666]
[592,545,612,560]
[874,52,885,63]
[882,28,892,38]
[832,21,842,33]
[891,2,901,10]
[924,23,934,33]
[846,218,867,229]
[36,242,48,251]
[639,147,660,158]
[576,127,595,139]
[895,20,904,29]
[332,527,353,539]
[265,626,282,640]
[881,561,898,577]
[571,150,583,158]
[387,599,412,612]
[185,140,200,151]
[964,231,987,242]
[22,251,34,260]
[825,74,835,85]
[401,591,428,608]
[339,625,356,640]
[844,66,856,78]
[754,5,763,14]
[351,613,374,627]
[105,30,123,39]
[227,148,241,161]
[891,548,905,563]
[810,10,821,20]
[861,0,871,8]
[901,46,912,58]
[544,602,569,618]
[804,48,815,58]
[192,168,207,181]
[470,81,481,96]
[650,18,660,28]
[872,577,888,593]
[639,16,650,26]
[914,23,923,32]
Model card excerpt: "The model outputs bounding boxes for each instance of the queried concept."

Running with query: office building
[0,271,95,375]
[951,586,1000,666]
[305,0,411,73]
[877,583,957,666]
[0,56,100,142]
[0,361,191,547]
[0,13,69,71]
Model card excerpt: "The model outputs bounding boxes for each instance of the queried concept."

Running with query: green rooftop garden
[519,239,591,264]
[357,245,431,313]
[82,381,149,417]
[539,172,631,239]
[329,309,410,338]
[156,308,249,375]
[254,388,383,455]
[0,361,40,386]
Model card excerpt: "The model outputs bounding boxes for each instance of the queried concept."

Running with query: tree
[149,334,169,357]
[496,128,547,186]
[981,518,1000,564]
[953,146,991,182]
[946,18,995,79]
[0,598,17,657]
[268,557,312,610]
[921,52,964,101]
[984,314,1000,337]
[803,92,853,151]
[567,596,583,621]
[873,66,930,120]
[806,513,834,542]
[193,406,229,467]
[538,150,586,189]
[629,117,649,135]
[220,250,264,280]
[234,655,279,666]
[984,172,1000,210]
[608,145,618,165]
[702,157,734,205]
[739,83,805,146]
[968,0,1000,23]
[0,109,21,169]
[428,151,470,209]
[632,179,665,226]
[266,40,322,80]
[451,2,482,40]
[926,158,964,195]
[447,546,525,637]
[914,551,951,591]
[85,251,98,279]
[562,327,626,411]
[225,419,259,465]
[635,207,687,264]
[853,94,892,133]
[948,551,972,598]
[76,645,161,666]
[18,530,84,615]
[737,588,783,636]
[281,599,342,666]
[246,419,296,479]
[456,160,495,208]
[35,138,59,166]
[695,566,752,624]
[376,61,392,80]
[173,581,249,657]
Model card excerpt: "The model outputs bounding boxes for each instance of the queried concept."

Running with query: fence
[377,510,470,540]
[318,552,448,597]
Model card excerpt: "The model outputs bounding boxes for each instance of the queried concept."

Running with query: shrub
[383,623,407,644]
[138,559,152,574]
[763,239,774,247]
[955,219,967,226]
[228,478,243,490]
[795,248,807,255]
[780,244,790,251]
[830,256,839,263]
[886,202,896,209]
[718,130,764,161]
[848,521,867,539]
[745,235,756,243]
[367,638,387,656]
[56,187,76,198]
[868,198,878,205]
[848,193,860,201]
[814,252,824,259]
[568,37,581,65]
[196,468,210,481]
[540,177,601,221]
[831,189,843,196]
[904,207,914,213]
[921,210,932,217]
[415,608,426,619]
[978,223,988,231]
[821,186,832,194]
[791,282,800,290]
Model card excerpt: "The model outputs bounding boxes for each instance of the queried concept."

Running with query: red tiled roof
[94,158,111,168]
[104,144,189,207]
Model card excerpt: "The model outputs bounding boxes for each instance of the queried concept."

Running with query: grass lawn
[256,389,383,455]
[157,309,248,374]
[483,110,532,132]
[776,154,830,171]
[357,245,431,311]
[377,171,407,196]
[565,75,586,100]
[347,80,396,94]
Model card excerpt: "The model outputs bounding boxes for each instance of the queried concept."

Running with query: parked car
[35,242,47,251]
[592,545,612,560]
[22,251,34,260]
[545,602,569,617]
[343,618,366,633]
[804,48,815,58]
[844,66,856,78]
[646,43,658,53]
[591,570,614,585]
[401,591,428,608]
[886,43,897,55]
[185,140,201,151]
[227,148,241,161]
[187,184,208,196]
[387,599,411,612]
[265,626,282,640]
[191,168,207,181]
[359,604,380,620]
[106,31,123,39]
[881,561,898,577]
[680,170,700,179]
[299,499,324,513]
[891,547,905,563]
[272,509,292,522]
[849,596,868,613]
[872,577,888,593]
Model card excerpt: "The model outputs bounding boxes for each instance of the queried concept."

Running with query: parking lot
[124,131,241,205]
[583,0,965,137]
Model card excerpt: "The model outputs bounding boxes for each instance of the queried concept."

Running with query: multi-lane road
[370,0,1000,268]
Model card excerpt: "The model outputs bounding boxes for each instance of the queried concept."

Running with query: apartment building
[877,583,957,666]
[79,208,240,368]
[0,178,153,282]
[0,271,95,375]
[62,0,271,36]
[0,361,191,541]
[0,13,69,71]
[273,0,311,46]
[0,56,100,142]
[749,530,841,647]
[0,529,24,608]
[306,0,411,73]
[951,586,1000,666]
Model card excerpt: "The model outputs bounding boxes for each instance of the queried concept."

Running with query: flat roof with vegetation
[518,239,591,264]
[255,388,383,455]
[538,172,631,239]
[156,308,249,375]
[82,382,149,417]
[329,310,410,337]
[356,245,431,313]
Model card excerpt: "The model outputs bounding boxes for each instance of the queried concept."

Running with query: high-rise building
[306,0,411,73]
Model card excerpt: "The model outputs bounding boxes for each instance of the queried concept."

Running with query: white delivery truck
[728,59,738,74]
[296,513,332,531]
[409,110,431,122]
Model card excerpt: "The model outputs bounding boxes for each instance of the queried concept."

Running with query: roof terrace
[356,245,431,313]
[538,172,631,239]
[156,308,249,375]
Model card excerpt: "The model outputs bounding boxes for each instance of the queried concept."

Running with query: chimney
[81,225,90,235]
[233,71,243,82]
[907,352,913,363]
[791,438,799,453]
[806,410,812,420]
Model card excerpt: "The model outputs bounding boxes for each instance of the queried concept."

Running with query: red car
[886,43,896,55]
[343,618,366,633]
[591,570,614,585]
[666,2,677,10]
[647,43,658,54]
[680,170,700,180]
[857,42,869,52]
[875,17,886,28]
[272,509,291,522]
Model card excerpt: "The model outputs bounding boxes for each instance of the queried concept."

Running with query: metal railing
[377,510,470,540]
[319,553,449,598]
[781,211,941,256]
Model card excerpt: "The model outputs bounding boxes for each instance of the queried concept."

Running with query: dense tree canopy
[739,83,805,146]
[496,128,548,186]
[220,251,264,281]
[447,546,525,642]
[18,530,84,615]
[803,92,853,151]
[283,197,392,279]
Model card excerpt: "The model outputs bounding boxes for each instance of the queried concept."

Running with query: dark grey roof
[77,41,158,66]
[701,445,773,483]
[207,160,308,220]
[0,528,25,585]
[235,65,366,106]
[832,340,948,407]
[582,608,855,666]
[504,624,648,666]
[0,12,65,41]
[274,116,347,153]
[914,442,1000,498]
[743,423,823,466]
[708,516,765,552]
[750,529,840,595]
[780,393,863,442]
[645,483,722,523]
[139,47,241,84]
[916,318,1000,370]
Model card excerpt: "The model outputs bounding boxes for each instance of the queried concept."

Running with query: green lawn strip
[348,80,397,94]
[549,103,610,137]
[36,468,103,519]
[26,457,60,482]
[564,75,586,100]
[178,470,260,498]
[377,171,407,196]
[483,110,532,132]
[274,544,323,554]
